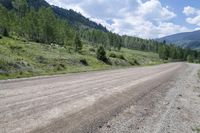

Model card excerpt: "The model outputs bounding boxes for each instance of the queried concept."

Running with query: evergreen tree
[12,0,28,17]
[187,55,193,63]
[38,7,56,44]
[24,9,39,40]
[0,5,9,35]
[12,0,28,35]
[96,46,107,62]
[3,28,9,37]
[74,33,82,52]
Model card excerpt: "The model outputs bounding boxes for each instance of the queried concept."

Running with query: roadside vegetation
[0,37,162,79]
[192,127,200,133]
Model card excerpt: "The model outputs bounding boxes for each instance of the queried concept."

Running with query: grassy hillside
[0,37,162,80]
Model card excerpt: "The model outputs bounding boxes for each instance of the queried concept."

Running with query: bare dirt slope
[0,63,199,133]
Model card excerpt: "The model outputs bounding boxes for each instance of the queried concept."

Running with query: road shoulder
[98,63,200,133]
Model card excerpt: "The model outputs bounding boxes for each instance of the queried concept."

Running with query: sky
[46,0,200,39]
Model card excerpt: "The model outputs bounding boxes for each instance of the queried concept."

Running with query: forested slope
[0,0,107,31]
[158,30,200,50]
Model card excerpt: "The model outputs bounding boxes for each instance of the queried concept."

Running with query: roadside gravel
[1,63,199,133]
[98,63,200,133]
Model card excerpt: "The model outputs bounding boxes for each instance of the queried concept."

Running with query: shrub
[129,58,140,65]
[3,28,9,37]
[187,55,194,63]
[74,33,82,52]
[80,59,88,66]
[118,54,125,60]
[0,60,7,70]
[54,63,65,71]
[59,63,65,68]
[96,46,108,62]
[0,35,2,39]
[89,48,95,52]
[10,45,23,51]
[134,59,140,65]
[109,52,117,58]
[109,53,125,60]
[36,56,47,64]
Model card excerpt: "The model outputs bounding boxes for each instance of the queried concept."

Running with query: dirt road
[0,63,200,133]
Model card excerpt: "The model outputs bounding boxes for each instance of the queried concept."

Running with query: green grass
[192,127,200,133]
[0,37,162,80]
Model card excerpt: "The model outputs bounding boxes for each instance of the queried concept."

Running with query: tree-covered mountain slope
[0,0,107,31]
[158,30,200,50]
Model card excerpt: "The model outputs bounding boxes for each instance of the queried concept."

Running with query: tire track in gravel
[0,63,184,133]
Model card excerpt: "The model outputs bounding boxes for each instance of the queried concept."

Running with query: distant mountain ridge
[158,30,200,50]
[0,0,108,32]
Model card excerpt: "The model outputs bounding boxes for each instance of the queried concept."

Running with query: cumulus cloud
[110,18,189,38]
[183,6,200,27]
[46,0,189,38]
[183,6,196,16]
[138,0,176,21]
[186,16,200,27]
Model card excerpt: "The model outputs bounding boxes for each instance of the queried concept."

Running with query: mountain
[0,0,107,32]
[51,6,107,31]
[158,30,200,50]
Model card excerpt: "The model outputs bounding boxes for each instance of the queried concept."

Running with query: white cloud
[183,6,200,27]
[138,0,176,21]
[156,22,189,38]
[186,16,200,27]
[183,6,196,16]
[110,17,189,38]
[46,0,189,38]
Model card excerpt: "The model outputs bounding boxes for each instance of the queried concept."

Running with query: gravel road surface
[0,63,199,133]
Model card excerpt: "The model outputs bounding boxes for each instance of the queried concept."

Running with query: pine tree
[74,33,82,52]
[0,5,9,35]
[38,7,56,44]
[12,0,28,35]
[96,46,107,62]
[3,28,9,37]
[187,55,193,63]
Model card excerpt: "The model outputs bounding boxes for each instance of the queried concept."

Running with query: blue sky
[46,0,200,39]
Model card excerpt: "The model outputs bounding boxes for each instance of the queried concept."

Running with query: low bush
[80,59,88,66]
[89,48,95,52]
[109,53,125,60]
[134,59,140,65]
[187,55,194,63]
[3,28,9,37]
[109,52,117,58]
[118,54,125,60]
[129,58,140,65]
[0,60,7,70]
[36,56,48,64]
[54,63,66,71]
[10,45,23,51]
[59,63,65,68]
